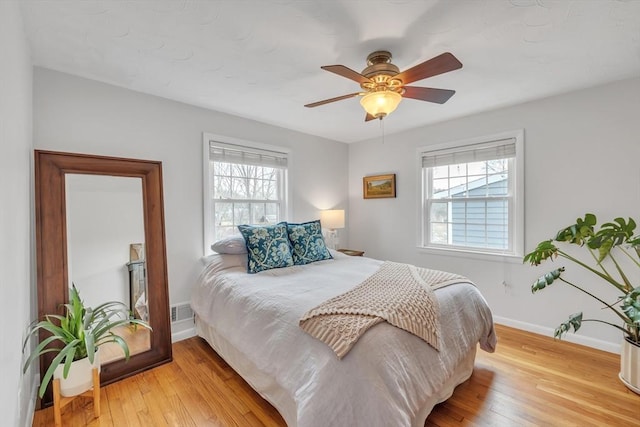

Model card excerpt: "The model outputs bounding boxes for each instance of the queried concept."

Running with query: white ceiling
[20,0,640,143]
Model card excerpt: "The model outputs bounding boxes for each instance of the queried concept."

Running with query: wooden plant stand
[52,367,100,426]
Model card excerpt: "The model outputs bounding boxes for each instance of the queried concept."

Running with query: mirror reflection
[65,174,151,364]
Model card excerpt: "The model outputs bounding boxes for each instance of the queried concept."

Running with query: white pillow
[201,253,248,273]
[211,235,247,254]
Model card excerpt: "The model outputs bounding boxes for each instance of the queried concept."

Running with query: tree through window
[203,136,289,250]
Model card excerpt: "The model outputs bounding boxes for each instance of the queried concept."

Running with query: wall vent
[170,303,194,323]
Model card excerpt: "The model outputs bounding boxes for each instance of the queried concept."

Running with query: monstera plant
[523,213,640,393]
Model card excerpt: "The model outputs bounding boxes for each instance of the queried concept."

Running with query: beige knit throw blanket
[299,261,468,359]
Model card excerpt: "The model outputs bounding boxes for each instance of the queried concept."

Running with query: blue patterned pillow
[287,220,333,265]
[237,222,294,274]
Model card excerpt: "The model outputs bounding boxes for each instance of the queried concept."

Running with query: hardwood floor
[99,325,151,365]
[32,324,639,426]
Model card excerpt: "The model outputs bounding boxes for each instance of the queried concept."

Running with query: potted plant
[23,284,152,398]
[523,213,640,394]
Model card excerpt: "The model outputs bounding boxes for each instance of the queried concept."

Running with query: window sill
[417,245,524,264]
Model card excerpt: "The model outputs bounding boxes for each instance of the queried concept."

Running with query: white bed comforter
[191,251,496,427]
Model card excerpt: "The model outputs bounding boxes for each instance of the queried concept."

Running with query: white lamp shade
[360,91,402,118]
[320,209,345,230]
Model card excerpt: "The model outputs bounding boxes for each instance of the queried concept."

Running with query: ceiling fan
[305,51,462,121]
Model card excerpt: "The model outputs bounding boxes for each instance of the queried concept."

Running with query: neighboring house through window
[420,130,524,257]
[203,133,290,254]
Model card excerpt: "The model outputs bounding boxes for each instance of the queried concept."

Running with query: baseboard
[172,326,196,343]
[24,374,39,427]
[174,316,620,353]
[493,315,620,354]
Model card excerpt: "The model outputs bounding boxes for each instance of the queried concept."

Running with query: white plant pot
[619,337,640,395]
[53,350,101,397]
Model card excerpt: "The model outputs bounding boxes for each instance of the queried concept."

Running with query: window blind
[421,137,516,168]
[209,141,288,169]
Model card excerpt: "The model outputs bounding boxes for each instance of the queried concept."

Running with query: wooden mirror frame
[34,150,172,406]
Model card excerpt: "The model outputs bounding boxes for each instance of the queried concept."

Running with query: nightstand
[337,248,365,257]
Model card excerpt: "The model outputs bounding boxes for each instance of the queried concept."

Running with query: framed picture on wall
[363,174,396,199]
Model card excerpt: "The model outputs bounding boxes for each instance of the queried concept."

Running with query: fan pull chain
[379,117,385,144]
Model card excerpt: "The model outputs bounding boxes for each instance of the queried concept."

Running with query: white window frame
[202,132,292,255]
[417,129,524,259]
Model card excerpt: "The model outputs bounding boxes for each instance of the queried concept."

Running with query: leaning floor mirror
[34,150,172,407]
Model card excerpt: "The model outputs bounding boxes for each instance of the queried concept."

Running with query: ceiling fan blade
[394,52,462,85]
[304,92,361,108]
[365,113,377,122]
[402,86,456,104]
[321,65,372,85]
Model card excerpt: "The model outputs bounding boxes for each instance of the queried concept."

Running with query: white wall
[33,68,349,335]
[0,2,35,426]
[348,77,640,352]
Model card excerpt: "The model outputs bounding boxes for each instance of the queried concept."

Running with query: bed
[191,245,496,427]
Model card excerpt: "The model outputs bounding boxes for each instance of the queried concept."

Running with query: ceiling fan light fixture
[306,51,462,120]
[360,90,402,119]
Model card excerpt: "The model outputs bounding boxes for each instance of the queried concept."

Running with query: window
[420,130,524,256]
[203,134,289,254]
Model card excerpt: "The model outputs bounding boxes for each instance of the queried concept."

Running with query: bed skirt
[195,315,478,427]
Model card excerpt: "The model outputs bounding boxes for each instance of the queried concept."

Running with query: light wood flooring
[32,324,640,426]
[99,325,151,365]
